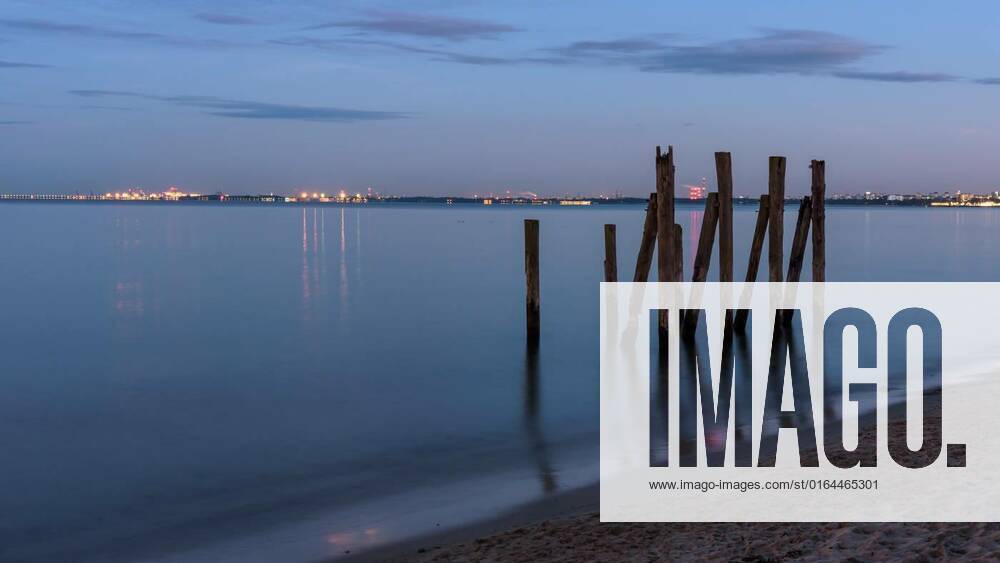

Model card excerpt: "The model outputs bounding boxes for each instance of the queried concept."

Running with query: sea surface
[1,202,998,561]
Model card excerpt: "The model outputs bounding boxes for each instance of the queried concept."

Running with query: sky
[1,0,999,196]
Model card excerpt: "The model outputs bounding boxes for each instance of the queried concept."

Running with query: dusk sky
[2,0,999,196]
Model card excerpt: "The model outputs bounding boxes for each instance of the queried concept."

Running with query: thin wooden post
[603,224,617,282]
[786,197,812,283]
[767,156,786,282]
[716,153,733,283]
[655,146,676,342]
[684,194,720,332]
[811,160,826,282]
[745,195,770,283]
[524,219,540,340]
[632,193,657,282]
[735,195,770,329]
[691,193,720,283]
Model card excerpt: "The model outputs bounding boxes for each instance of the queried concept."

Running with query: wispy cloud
[273,36,562,66]
[79,104,134,111]
[306,10,519,41]
[832,70,958,83]
[279,26,955,85]
[0,59,50,68]
[68,90,408,122]
[0,120,33,125]
[0,17,245,48]
[195,13,260,26]
[973,77,1000,85]
[555,29,885,75]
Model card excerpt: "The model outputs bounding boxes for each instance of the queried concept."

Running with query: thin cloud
[832,70,958,83]
[0,59,50,68]
[551,38,674,56]
[68,90,408,123]
[0,17,246,48]
[279,27,954,84]
[630,29,883,74]
[973,77,1000,85]
[279,29,879,72]
[307,10,519,41]
[79,104,135,111]
[272,36,562,66]
[0,120,33,125]
[195,13,260,26]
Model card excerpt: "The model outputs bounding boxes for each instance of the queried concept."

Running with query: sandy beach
[357,487,999,563]
[352,415,999,562]
[404,517,1000,562]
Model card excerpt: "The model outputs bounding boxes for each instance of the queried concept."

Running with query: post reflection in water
[111,212,144,323]
[302,208,310,306]
[523,339,557,493]
[649,319,670,467]
[300,208,330,320]
[354,209,362,286]
[339,208,349,318]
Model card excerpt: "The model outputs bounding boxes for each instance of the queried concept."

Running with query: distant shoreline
[0,196,978,208]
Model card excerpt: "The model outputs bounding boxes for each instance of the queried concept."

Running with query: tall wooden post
[524,219,540,340]
[787,197,812,283]
[684,193,720,332]
[655,146,676,342]
[811,160,826,282]
[735,195,770,329]
[603,224,617,282]
[715,153,733,283]
[767,156,786,282]
[744,195,770,283]
[633,193,657,282]
[691,193,720,283]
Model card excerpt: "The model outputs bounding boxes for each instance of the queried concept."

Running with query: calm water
[1,202,999,561]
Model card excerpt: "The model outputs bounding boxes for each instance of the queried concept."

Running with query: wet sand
[403,517,999,562]
[345,480,998,562]
[350,416,1000,562]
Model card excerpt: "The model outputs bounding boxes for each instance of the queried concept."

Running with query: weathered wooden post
[655,146,676,342]
[524,219,540,340]
[603,224,617,282]
[745,195,770,283]
[715,153,733,283]
[735,195,770,328]
[767,156,786,282]
[787,197,812,283]
[684,194,720,332]
[632,193,657,282]
[691,193,720,283]
[811,160,826,282]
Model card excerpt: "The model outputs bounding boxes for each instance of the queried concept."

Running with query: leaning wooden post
[735,195,770,328]
[684,194,720,332]
[811,160,826,282]
[691,193,720,283]
[632,193,657,282]
[744,195,770,283]
[715,153,734,283]
[767,156,786,282]
[524,219,540,340]
[655,146,676,342]
[603,224,617,282]
[786,197,812,283]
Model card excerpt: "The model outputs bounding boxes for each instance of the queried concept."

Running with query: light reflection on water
[0,203,999,561]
